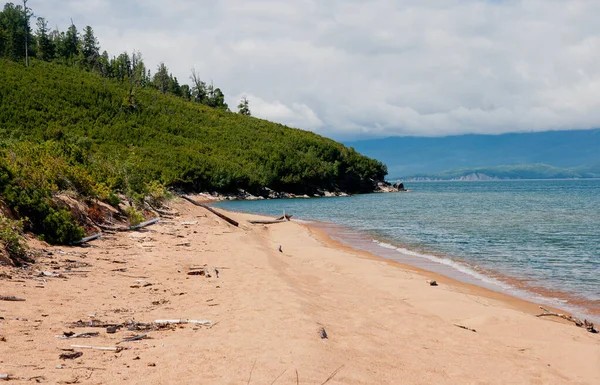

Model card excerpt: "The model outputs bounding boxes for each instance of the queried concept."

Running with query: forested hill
[0,3,386,247]
[0,59,386,195]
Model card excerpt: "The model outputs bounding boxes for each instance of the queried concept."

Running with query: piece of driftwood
[181,196,239,227]
[321,364,345,385]
[154,319,212,326]
[39,271,64,278]
[0,296,25,302]
[428,280,438,286]
[59,351,83,360]
[275,214,293,221]
[56,332,99,339]
[118,334,148,344]
[536,306,598,333]
[248,219,287,225]
[454,324,477,333]
[97,218,159,232]
[70,345,122,352]
[71,233,102,246]
[0,374,10,380]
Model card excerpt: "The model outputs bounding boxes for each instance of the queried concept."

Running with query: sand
[1,198,599,384]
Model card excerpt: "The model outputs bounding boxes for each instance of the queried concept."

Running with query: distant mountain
[344,129,600,179]
[405,163,600,181]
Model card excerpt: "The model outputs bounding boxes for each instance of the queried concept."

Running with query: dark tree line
[0,2,229,110]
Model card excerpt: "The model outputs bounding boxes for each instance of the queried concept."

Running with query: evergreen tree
[81,26,99,69]
[153,62,170,94]
[237,96,251,116]
[168,75,182,97]
[190,68,207,104]
[0,3,29,62]
[35,17,54,61]
[57,22,79,63]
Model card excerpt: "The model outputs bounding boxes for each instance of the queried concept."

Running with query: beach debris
[118,334,149,344]
[536,306,598,333]
[270,369,287,385]
[319,326,328,339]
[39,271,64,278]
[278,245,283,253]
[181,196,239,227]
[321,364,345,385]
[454,324,477,333]
[71,233,102,246]
[276,210,293,221]
[154,319,212,326]
[70,345,123,352]
[0,295,25,302]
[428,280,438,286]
[56,332,100,339]
[59,351,83,360]
[247,359,257,385]
[0,374,9,381]
[248,219,288,224]
[97,218,159,232]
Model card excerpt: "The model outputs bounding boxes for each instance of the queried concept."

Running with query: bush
[125,206,144,226]
[0,217,28,264]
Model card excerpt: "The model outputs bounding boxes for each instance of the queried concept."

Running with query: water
[215,180,600,319]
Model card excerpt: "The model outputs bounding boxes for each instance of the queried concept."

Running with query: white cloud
[30,0,600,138]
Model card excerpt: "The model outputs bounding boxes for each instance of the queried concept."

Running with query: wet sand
[1,197,599,384]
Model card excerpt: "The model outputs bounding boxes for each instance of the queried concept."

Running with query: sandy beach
[1,197,599,384]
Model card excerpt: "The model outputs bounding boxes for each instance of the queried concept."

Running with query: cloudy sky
[29,0,600,139]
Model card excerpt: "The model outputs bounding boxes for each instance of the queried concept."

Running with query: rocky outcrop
[374,181,408,193]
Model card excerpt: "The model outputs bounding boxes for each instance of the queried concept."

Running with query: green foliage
[0,59,387,196]
[237,96,251,116]
[125,206,143,227]
[0,216,28,263]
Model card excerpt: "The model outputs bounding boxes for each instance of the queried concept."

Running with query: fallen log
[454,324,477,333]
[56,332,99,339]
[97,218,159,232]
[248,219,287,225]
[0,296,25,302]
[71,233,102,246]
[181,196,238,227]
[536,306,598,333]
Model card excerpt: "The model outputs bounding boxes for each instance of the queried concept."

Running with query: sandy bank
[1,198,598,384]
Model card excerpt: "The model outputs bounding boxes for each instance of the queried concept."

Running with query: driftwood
[56,332,99,339]
[118,334,148,344]
[0,296,25,302]
[71,233,102,246]
[536,306,598,333]
[248,219,287,225]
[454,324,477,333]
[70,344,123,352]
[154,319,212,326]
[181,196,239,227]
[59,351,83,360]
[0,374,8,381]
[319,326,328,339]
[97,218,159,232]
[321,364,345,385]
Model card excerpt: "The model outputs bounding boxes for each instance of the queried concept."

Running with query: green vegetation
[0,216,28,265]
[0,2,387,245]
[405,163,600,181]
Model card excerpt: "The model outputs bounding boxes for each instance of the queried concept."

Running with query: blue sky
[24,0,600,139]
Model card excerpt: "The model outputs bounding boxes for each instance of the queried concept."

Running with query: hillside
[0,59,386,246]
[345,130,600,178]
[404,163,600,181]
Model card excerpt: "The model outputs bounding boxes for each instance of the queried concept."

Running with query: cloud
[30,0,600,138]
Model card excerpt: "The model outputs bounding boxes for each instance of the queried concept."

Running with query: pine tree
[153,62,170,94]
[237,96,251,116]
[81,26,99,69]
[35,17,54,61]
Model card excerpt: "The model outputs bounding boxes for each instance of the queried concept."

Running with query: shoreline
[211,197,600,323]
[1,198,598,383]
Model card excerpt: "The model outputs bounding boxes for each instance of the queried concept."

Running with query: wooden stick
[454,324,477,333]
[181,196,239,227]
[321,364,344,385]
[153,319,212,326]
[248,219,287,225]
[0,296,25,301]
[536,306,583,327]
[270,369,287,385]
[56,332,99,339]
[247,359,256,385]
[70,345,122,352]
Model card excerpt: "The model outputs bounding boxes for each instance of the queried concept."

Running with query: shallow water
[216,179,600,319]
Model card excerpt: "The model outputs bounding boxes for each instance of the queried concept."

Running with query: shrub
[125,206,144,226]
[0,217,28,264]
